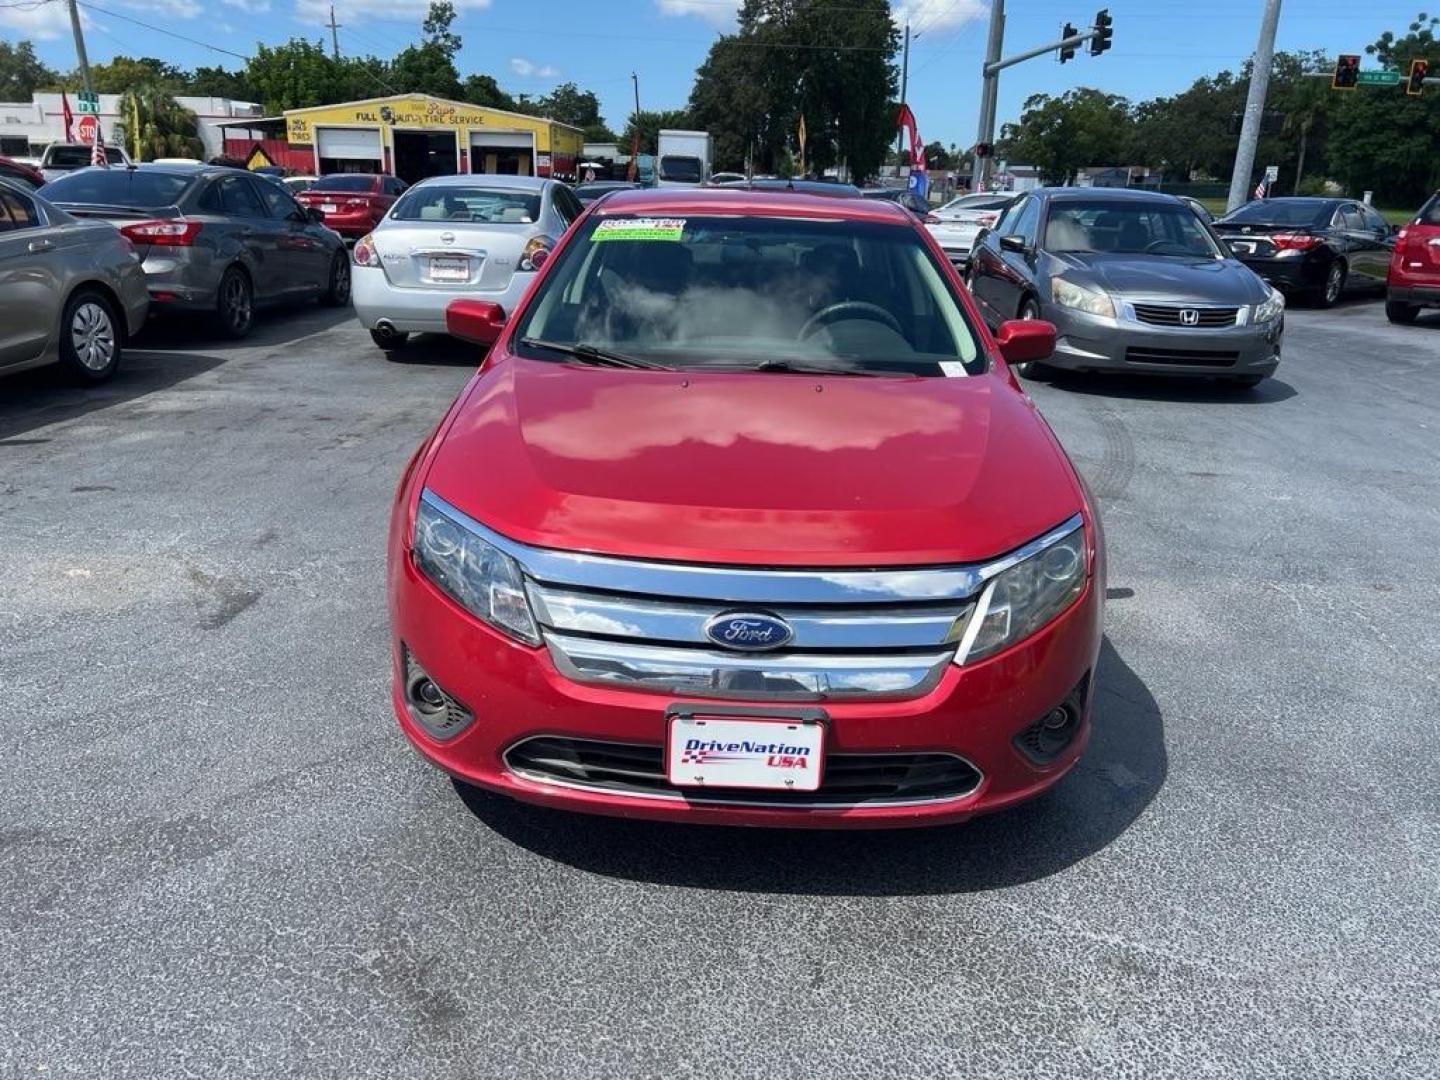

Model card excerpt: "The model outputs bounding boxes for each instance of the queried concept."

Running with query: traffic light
[1059,23,1077,64]
[1407,58,1429,95]
[1333,54,1360,90]
[1090,9,1112,56]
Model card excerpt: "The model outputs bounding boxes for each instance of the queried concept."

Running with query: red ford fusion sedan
[387,188,1105,828]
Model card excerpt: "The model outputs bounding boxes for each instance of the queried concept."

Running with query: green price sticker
[593,218,686,242]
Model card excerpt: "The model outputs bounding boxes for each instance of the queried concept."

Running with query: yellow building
[280,94,585,183]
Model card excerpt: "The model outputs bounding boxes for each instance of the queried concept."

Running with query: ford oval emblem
[704,612,794,651]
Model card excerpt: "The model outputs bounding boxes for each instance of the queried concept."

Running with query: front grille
[1125,346,1239,368]
[504,736,983,806]
[1132,304,1239,327]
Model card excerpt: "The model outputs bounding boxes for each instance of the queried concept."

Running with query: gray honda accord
[966,187,1283,387]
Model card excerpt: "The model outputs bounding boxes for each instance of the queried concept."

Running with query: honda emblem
[1179,309,1200,326]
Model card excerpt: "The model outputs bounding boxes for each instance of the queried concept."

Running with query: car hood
[1047,252,1265,305]
[422,359,1084,567]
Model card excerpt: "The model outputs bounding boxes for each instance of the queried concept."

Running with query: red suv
[1387,192,1440,323]
[296,174,405,238]
[388,189,1105,828]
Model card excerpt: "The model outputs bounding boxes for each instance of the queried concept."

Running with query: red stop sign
[76,114,98,145]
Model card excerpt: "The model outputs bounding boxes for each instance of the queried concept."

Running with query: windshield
[47,146,125,167]
[1416,194,1440,225]
[941,195,1010,213]
[1044,201,1223,258]
[40,169,190,207]
[310,174,377,192]
[659,156,703,183]
[1222,200,1331,227]
[391,185,541,223]
[512,214,984,375]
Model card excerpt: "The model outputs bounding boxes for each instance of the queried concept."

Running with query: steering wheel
[799,301,904,340]
[1145,239,1190,254]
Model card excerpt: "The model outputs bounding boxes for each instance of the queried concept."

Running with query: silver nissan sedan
[351,174,583,356]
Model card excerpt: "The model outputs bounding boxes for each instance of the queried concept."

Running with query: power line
[73,0,249,61]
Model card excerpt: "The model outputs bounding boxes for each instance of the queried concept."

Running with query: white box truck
[656,130,711,188]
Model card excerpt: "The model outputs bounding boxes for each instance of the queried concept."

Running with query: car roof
[411,173,549,190]
[1035,186,1185,205]
[594,186,911,222]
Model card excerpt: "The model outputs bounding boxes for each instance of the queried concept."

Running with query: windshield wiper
[741,358,891,377]
[518,338,672,370]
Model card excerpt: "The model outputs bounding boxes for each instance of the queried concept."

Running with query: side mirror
[995,318,1057,366]
[446,299,507,345]
[307,207,326,223]
[999,234,1029,255]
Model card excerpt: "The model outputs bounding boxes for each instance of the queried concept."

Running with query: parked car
[39,142,131,182]
[0,156,45,192]
[352,174,582,354]
[389,187,1104,827]
[967,187,1283,387]
[1213,196,1394,307]
[1178,195,1215,224]
[295,174,406,239]
[861,186,931,217]
[282,175,318,195]
[925,191,1017,267]
[574,180,642,205]
[40,163,350,338]
[708,171,747,185]
[0,179,148,383]
[1384,192,1440,324]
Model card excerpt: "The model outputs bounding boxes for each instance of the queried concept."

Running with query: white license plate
[320,203,337,213]
[666,712,824,792]
[427,255,470,282]
[1230,240,1255,254]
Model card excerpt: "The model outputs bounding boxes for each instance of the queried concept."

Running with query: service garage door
[316,127,383,173]
[470,130,534,176]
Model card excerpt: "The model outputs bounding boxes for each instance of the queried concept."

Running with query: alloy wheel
[332,254,351,304]
[1325,265,1343,305]
[223,272,253,333]
[70,301,116,372]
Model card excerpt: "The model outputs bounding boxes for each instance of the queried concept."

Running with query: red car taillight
[1270,233,1322,251]
[120,219,201,246]
[345,198,370,208]
[976,212,999,227]
[353,233,379,267]
[520,235,555,272]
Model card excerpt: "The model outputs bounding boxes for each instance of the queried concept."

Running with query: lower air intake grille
[504,736,982,806]
[1125,346,1240,367]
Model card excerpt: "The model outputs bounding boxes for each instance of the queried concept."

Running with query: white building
[0,93,264,159]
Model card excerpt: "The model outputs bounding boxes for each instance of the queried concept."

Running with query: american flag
[1253,174,1270,200]
[91,121,109,168]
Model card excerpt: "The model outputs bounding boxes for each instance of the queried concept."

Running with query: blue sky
[6,0,1429,146]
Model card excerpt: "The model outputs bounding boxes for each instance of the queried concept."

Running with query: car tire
[370,328,410,356]
[1317,261,1346,308]
[57,288,122,384]
[1385,300,1419,325]
[321,251,351,307]
[216,266,254,339]
[1011,297,1052,380]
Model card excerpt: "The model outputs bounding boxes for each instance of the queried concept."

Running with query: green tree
[390,43,461,98]
[923,140,952,170]
[1003,88,1133,184]
[244,39,340,112]
[0,41,57,100]
[620,109,693,156]
[188,65,256,101]
[115,88,204,161]
[87,56,186,94]
[1328,13,1440,205]
[422,1,463,56]
[461,73,516,110]
[537,82,605,129]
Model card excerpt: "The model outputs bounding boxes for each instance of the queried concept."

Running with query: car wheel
[1317,261,1345,308]
[216,266,254,338]
[321,251,351,307]
[58,289,121,384]
[1385,300,1419,325]
[1011,297,1052,380]
[370,327,410,356]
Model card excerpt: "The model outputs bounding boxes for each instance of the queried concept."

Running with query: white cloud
[294,0,490,21]
[121,0,204,17]
[656,0,740,27]
[222,0,271,13]
[892,0,987,34]
[0,0,76,40]
[509,56,559,79]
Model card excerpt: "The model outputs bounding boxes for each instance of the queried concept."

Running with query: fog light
[400,644,475,740]
[1013,675,1089,766]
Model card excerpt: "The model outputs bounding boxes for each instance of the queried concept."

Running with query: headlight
[1051,277,1116,319]
[957,522,1088,664]
[1254,287,1285,323]
[413,495,541,645]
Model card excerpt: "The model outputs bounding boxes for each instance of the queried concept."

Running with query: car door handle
[27,238,54,253]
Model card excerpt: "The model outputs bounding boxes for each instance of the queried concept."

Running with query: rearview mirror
[995,318,1056,366]
[999,234,1029,255]
[446,299,507,345]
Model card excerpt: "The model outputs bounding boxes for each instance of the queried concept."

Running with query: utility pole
[896,23,910,165]
[326,4,342,60]
[66,0,94,96]
[972,0,1005,192]
[1226,0,1283,213]
[629,71,642,180]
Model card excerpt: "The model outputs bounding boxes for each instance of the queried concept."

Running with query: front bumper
[353,266,535,336]
[388,549,1104,829]
[1045,305,1282,377]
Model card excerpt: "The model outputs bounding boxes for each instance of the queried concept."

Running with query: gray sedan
[967,187,1283,387]
[352,174,582,354]
[40,164,350,339]
[0,179,148,384]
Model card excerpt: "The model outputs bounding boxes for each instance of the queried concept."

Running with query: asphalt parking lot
[2,300,1436,1078]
